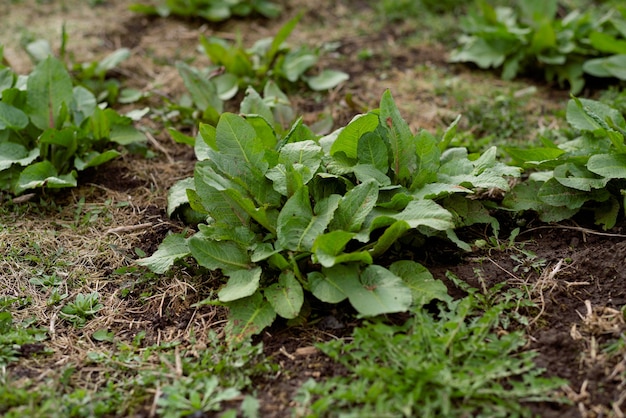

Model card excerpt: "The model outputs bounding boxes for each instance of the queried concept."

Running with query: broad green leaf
[312,230,372,267]
[168,127,195,146]
[449,38,507,69]
[553,163,610,191]
[176,61,223,113]
[96,48,130,74]
[26,56,73,130]
[594,197,619,230]
[213,112,268,173]
[538,178,589,209]
[345,265,412,316]
[330,113,379,159]
[331,179,378,232]
[167,177,194,217]
[110,124,146,145]
[308,265,358,304]
[352,164,391,187]
[505,147,565,169]
[74,150,120,171]
[265,272,304,319]
[283,52,318,82]
[502,181,544,212]
[136,233,190,274]
[277,187,341,252]
[566,98,625,134]
[72,86,97,122]
[589,32,626,55]
[188,237,251,273]
[380,90,416,182]
[357,131,388,172]
[584,55,626,80]
[213,73,239,100]
[227,291,276,341]
[240,86,274,124]
[390,260,451,306]
[15,160,76,194]
[0,142,39,171]
[587,153,626,179]
[0,102,28,129]
[218,267,262,302]
[411,130,440,190]
[371,199,454,232]
[306,69,349,91]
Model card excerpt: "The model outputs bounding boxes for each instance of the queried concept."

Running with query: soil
[2,1,625,417]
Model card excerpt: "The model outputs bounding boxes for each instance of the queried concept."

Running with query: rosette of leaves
[504,97,626,230]
[138,90,520,340]
[0,54,145,195]
[198,14,349,95]
[129,0,282,22]
[449,0,626,94]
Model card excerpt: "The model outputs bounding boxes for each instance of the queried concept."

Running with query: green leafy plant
[294,288,565,418]
[59,292,103,327]
[504,97,626,229]
[138,90,520,339]
[0,53,146,195]
[129,0,282,22]
[0,312,47,367]
[450,0,626,93]
[198,14,349,95]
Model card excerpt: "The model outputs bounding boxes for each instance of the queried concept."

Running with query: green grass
[294,282,566,418]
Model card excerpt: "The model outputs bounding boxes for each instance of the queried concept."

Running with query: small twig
[519,225,626,238]
[106,222,153,235]
[145,131,174,164]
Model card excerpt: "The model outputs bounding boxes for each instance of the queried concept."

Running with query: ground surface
[1,1,625,417]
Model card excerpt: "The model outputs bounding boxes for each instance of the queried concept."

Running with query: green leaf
[389,260,451,306]
[188,237,251,273]
[553,163,610,191]
[265,272,304,319]
[380,90,416,182]
[15,160,76,194]
[371,199,454,232]
[265,13,302,68]
[505,147,565,169]
[306,70,349,91]
[218,268,262,302]
[357,131,388,172]
[110,124,146,145]
[537,178,589,209]
[308,265,357,304]
[330,113,379,159]
[136,233,190,274]
[588,32,626,55]
[213,112,268,173]
[0,102,28,130]
[331,179,378,232]
[345,265,412,316]
[587,154,626,179]
[411,130,440,190]
[312,230,372,268]
[369,220,410,258]
[283,52,318,82]
[176,61,223,113]
[227,292,276,341]
[0,143,39,171]
[26,56,73,130]
[277,187,341,252]
[167,177,194,217]
[74,150,120,171]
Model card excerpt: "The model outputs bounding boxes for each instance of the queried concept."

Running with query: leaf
[167,177,194,217]
[277,187,341,252]
[357,131,388,172]
[330,113,379,159]
[380,90,416,182]
[14,160,76,194]
[566,98,624,134]
[0,102,28,130]
[265,272,304,319]
[371,199,454,232]
[176,61,223,113]
[369,220,411,258]
[537,178,589,209]
[188,237,251,273]
[227,292,276,341]
[308,265,357,304]
[553,163,610,191]
[312,230,372,268]
[136,233,190,274]
[344,265,412,316]
[213,112,268,173]
[26,56,73,130]
[218,268,262,302]
[265,13,302,68]
[306,69,349,91]
[505,147,565,169]
[587,154,626,179]
[389,260,451,306]
[331,179,378,232]
[411,130,440,190]
[283,52,318,82]
[583,55,626,80]
[74,150,120,171]
[0,143,39,171]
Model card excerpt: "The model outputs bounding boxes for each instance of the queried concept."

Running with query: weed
[59,292,103,327]
[295,289,565,417]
